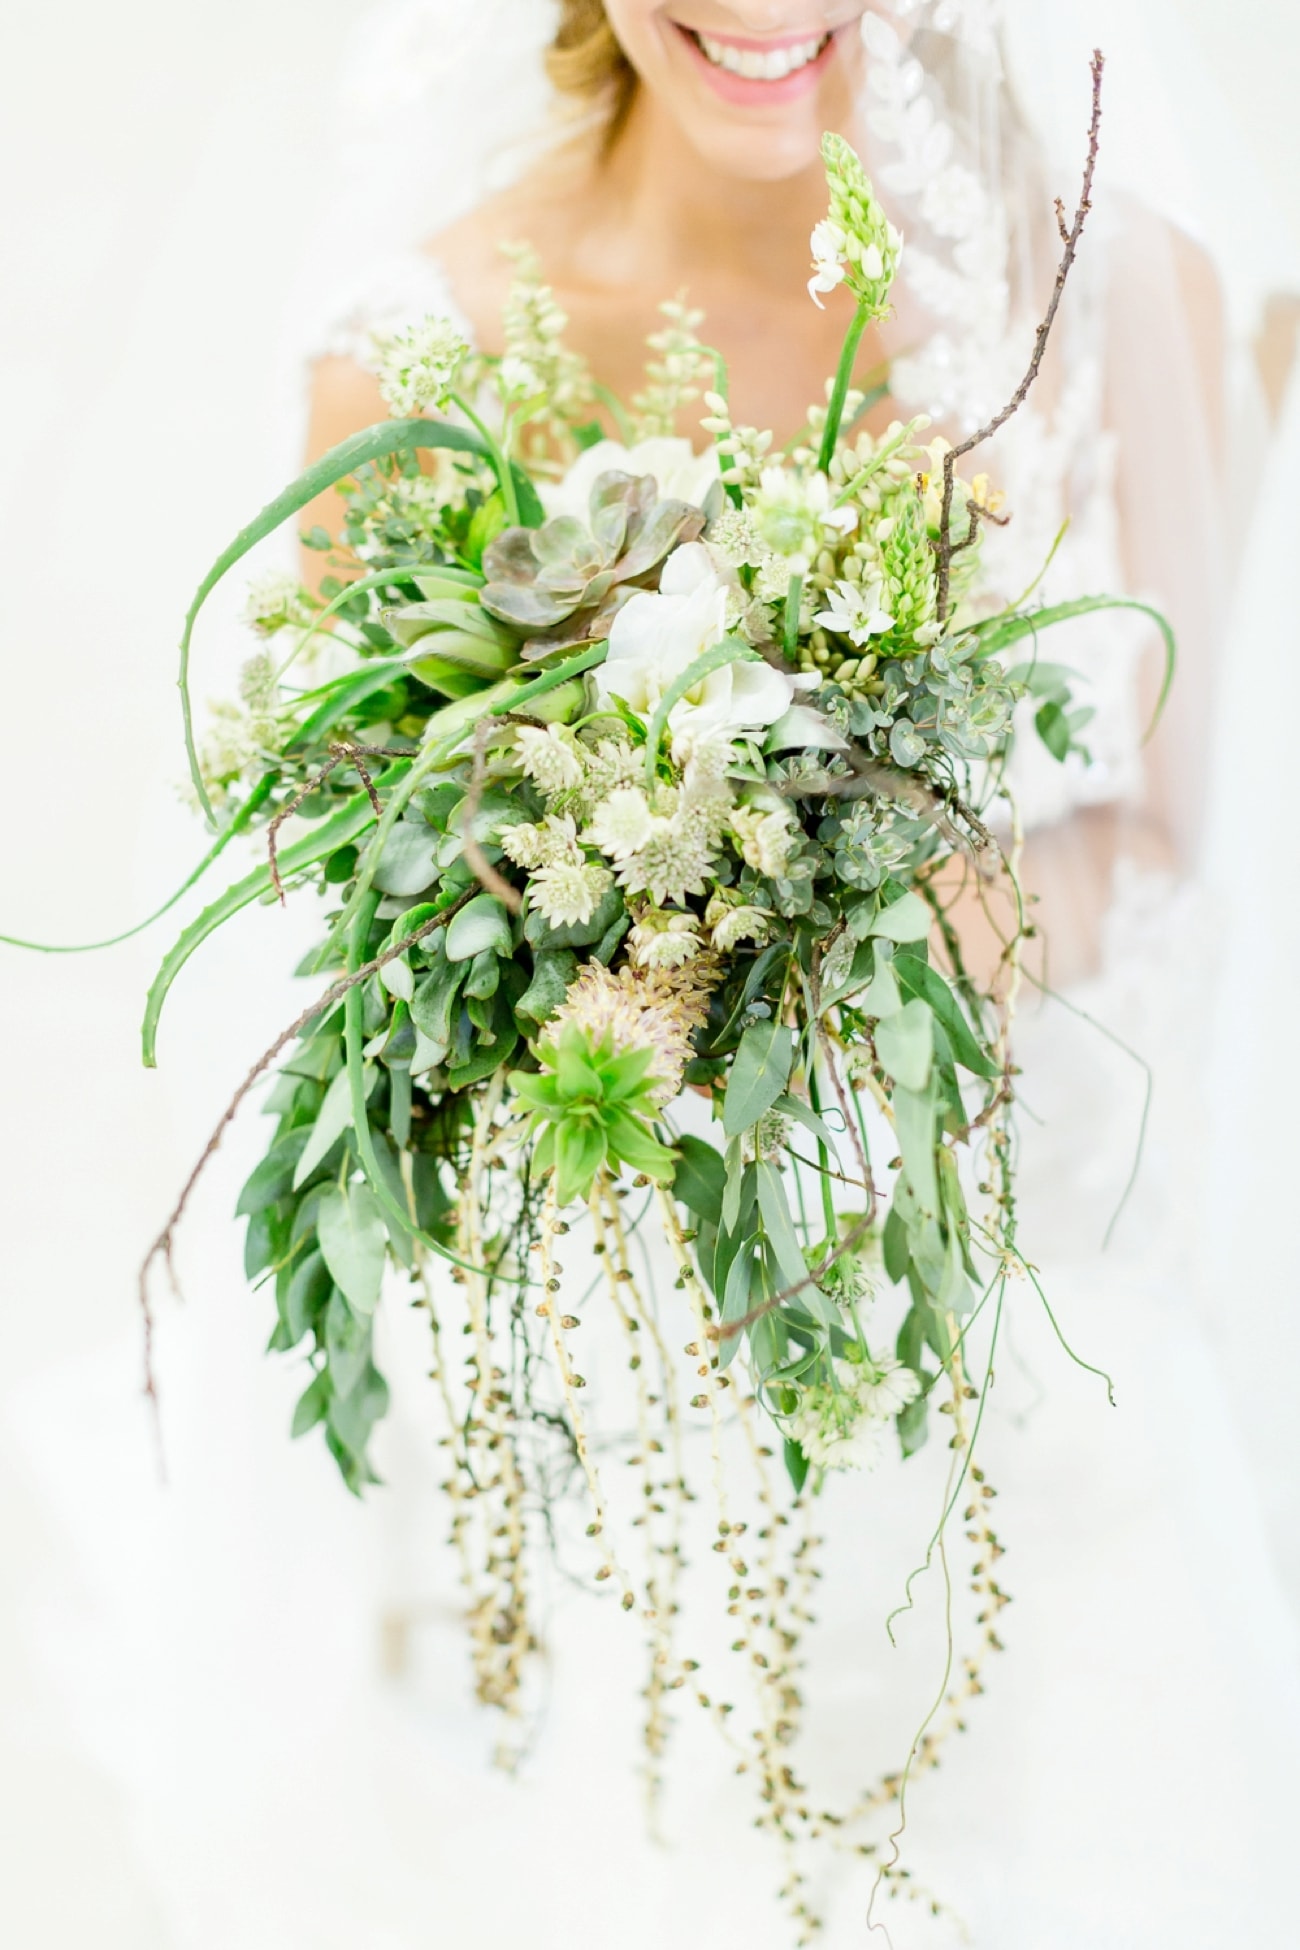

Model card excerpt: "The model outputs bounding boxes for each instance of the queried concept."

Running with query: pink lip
[671,21,840,108]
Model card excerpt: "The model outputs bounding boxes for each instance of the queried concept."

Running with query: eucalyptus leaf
[893,1079,940,1219]
[317,1182,388,1316]
[875,998,933,1091]
[869,890,932,944]
[723,1020,795,1138]
[674,1134,727,1219]
[293,1064,375,1189]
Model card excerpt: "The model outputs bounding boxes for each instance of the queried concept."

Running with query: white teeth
[695,31,825,81]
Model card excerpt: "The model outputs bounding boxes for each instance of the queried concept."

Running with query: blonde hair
[547,0,637,141]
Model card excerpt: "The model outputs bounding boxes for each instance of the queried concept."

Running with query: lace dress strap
[305,250,476,370]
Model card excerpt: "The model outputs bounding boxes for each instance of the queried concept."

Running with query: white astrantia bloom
[731,804,797,878]
[814,577,896,646]
[787,1357,920,1472]
[541,436,720,521]
[854,1357,922,1421]
[629,908,702,971]
[705,894,773,954]
[598,542,796,748]
[372,314,469,418]
[584,785,654,861]
[498,812,581,872]
[808,218,849,308]
[242,569,307,636]
[514,724,585,796]
[529,859,612,931]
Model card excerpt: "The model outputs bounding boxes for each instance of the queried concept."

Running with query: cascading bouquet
[109,66,1168,1934]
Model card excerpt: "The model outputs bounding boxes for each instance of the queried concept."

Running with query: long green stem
[450,391,519,526]
[3,771,276,955]
[817,302,869,474]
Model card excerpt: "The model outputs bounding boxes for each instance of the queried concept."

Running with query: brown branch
[460,718,523,914]
[137,888,474,1414]
[934,50,1106,624]
[266,743,412,905]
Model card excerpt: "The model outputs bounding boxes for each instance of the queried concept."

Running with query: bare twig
[460,718,523,914]
[266,743,412,904]
[933,50,1106,623]
[137,889,473,1410]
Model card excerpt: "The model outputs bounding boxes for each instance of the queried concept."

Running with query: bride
[28,5,1294,1947]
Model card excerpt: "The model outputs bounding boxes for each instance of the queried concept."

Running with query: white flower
[730,805,796,878]
[372,315,469,418]
[854,1357,921,1420]
[788,1387,885,1472]
[808,218,848,308]
[615,812,716,908]
[629,908,702,971]
[584,785,654,861]
[243,569,307,635]
[786,1356,918,1472]
[541,437,720,522]
[814,577,896,645]
[752,465,856,572]
[598,542,796,746]
[529,859,613,930]
[497,354,542,398]
[499,812,580,872]
[514,724,585,797]
[706,896,773,954]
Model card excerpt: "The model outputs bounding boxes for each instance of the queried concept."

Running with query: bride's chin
[654,56,863,182]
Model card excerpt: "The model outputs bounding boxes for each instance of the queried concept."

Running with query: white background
[1,3,1297,1944]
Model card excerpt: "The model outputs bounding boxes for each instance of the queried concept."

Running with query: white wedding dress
[12,5,1300,1947]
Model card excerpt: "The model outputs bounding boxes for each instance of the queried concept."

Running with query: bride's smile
[606,2,870,175]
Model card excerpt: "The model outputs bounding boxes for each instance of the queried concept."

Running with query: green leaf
[783,1436,811,1493]
[893,1080,940,1220]
[861,940,902,1019]
[605,1108,676,1182]
[445,894,513,964]
[290,1368,331,1439]
[411,956,465,1048]
[293,1063,374,1188]
[869,891,932,944]
[723,1020,796,1138]
[642,636,759,787]
[236,1128,310,1217]
[772,1093,842,1163]
[719,1243,755,1370]
[285,1249,332,1343]
[371,822,439,897]
[446,1032,516,1091]
[1034,698,1071,762]
[893,955,999,1080]
[882,1205,910,1284]
[141,788,389,1067]
[875,998,934,1091]
[721,1139,746,1234]
[674,1134,727,1218]
[756,1162,811,1296]
[317,1182,388,1316]
[554,1118,608,1206]
[178,419,492,824]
